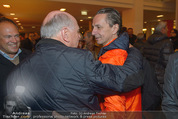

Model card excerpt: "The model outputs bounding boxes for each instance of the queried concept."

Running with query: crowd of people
[0,7,178,119]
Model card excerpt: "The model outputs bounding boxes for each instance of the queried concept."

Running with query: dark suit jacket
[0,49,31,111]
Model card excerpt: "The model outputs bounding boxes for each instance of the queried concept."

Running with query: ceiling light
[144,21,147,24]
[142,28,147,32]
[16,21,20,22]
[151,28,155,31]
[10,13,15,15]
[80,20,83,21]
[157,15,164,18]
[32,26,36,28]
[81,11,87,15]
[3,5,10,8]
[88,16,92,19]
[157,19,161,21]
[18,23,21,25]
[14,18,18,20]
[20,26,24,29]
[60,8,66,11]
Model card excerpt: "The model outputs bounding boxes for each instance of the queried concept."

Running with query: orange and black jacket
[98,32,142,112]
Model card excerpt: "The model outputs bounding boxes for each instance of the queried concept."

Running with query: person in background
[20,32,37,52]
[143,21,174,91]
[19,33,25,41]
[0,17,31,114]
[120,26,127,34]
[133,33,146,54]
[170,29,178,51]
[6,10,144,117]
[92,8,142,118]
[127,27,137,45]
[162,52,178,119]
[77,33,85,49]
[83,30,102,60]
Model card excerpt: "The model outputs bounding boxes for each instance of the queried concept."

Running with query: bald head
[41,10,77,39]
[40,10,81,48]
[42,10,75,26]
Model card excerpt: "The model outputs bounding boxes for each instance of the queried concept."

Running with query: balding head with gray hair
[40,11,76,38]
[155,21,167,32]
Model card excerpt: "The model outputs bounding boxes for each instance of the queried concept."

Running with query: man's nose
[92,28,96,35]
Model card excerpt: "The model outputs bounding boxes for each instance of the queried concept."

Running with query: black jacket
[143,31,174,90]
[162,52,178,119]
[0,49,31,111]
[7,38,144,112]
[162,52,178,111]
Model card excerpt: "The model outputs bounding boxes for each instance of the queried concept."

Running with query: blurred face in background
[170,29,176,37]
[28,33,35,41]
[161,26,168,36]
[84,32,93,45]
[0,22,20,58]
[127,29,133,36]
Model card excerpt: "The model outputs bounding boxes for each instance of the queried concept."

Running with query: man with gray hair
[143,21,174,93]
[6,10,144,115]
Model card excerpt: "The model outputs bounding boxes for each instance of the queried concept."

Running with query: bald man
[6,11,143,114]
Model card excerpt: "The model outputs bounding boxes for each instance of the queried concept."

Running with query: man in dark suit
[0,17,31,113]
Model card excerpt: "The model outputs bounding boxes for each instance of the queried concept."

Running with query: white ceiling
[0,0,176,33]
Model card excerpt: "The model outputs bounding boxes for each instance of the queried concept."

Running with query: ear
[61,27,70,43]
[112,24,119,35]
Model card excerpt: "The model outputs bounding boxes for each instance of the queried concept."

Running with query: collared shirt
[0,49,22,60]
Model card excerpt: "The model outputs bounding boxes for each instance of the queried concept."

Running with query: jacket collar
[147,31,168,44]
[99,32,129,56]
[36,38,66,48]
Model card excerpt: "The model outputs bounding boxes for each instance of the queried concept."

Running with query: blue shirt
[0,49,22,60]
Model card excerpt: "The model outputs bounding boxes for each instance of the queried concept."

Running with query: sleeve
[85,47,144,95]
[161,40,174,67]
[162,54,178,111]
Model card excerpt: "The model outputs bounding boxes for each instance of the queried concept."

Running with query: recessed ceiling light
[60,8,66,11]
[88,16,92,19]
[3,5,10,8]
[157,19,161,21]
[81,11,87,15]
[32,26,36,28]
[10,13,15,15]
[20,26,24,29]
[18,23,21,25]
[16,21,20,23]
[80,20,83,21]
[14,18,18,20]
[142,28,147,31]
[157,15,164,18]
[144,21,147,24]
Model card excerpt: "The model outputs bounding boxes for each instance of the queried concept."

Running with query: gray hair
[41,13,75,38]
[155,21,167,32]
[137,33,145,41]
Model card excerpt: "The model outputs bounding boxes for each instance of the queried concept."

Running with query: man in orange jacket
[92,8,142,118]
